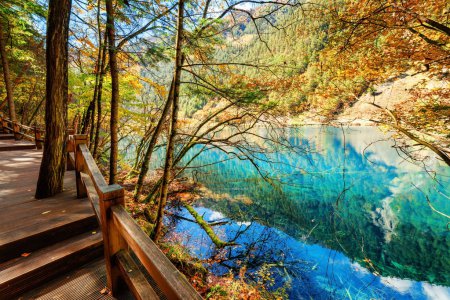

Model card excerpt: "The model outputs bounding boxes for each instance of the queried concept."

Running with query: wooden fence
[67,134,202,299]
[0,113,44,149]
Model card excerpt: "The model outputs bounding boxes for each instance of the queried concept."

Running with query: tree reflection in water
[163,126,449,299]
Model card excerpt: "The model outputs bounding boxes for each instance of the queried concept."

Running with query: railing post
[74,134,88,198]
[66,134,75,171]
[66,129,76,171]
[34,126,43,149]
[99,186,127,295]
[2,116,9,133]
[2,120,8,133]
[12,121,20,139]
[0,113,3,132]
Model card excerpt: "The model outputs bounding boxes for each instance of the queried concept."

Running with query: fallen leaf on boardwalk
[100,287,110,295]
[21,253,31,257]
[41,211,51,214]
[92,231,97,234]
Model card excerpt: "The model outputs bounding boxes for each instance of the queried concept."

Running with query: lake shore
[118,169,285,299]
[117,125,449,299]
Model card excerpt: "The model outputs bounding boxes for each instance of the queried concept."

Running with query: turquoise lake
[152,126,450,299]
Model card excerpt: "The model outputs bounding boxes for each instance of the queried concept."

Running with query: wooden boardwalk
[0,136,36,151]
[0,142,112,298]
[0,128,202,299]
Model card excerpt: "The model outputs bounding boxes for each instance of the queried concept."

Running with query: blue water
[158,126,450,299]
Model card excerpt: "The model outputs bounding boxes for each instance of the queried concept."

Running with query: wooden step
[18,259,133,299]
[0,203,98,262]
[0,231,103,298]
[0,134,14,140]
[0,143,36,151]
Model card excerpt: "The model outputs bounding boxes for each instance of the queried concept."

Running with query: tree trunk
[90,0,104,150]
[93,32,108,159]
[133,79,174,200]
[106,0,119,184]
[153,0,185,242]
[27,95,45,125]
[35,0,72,199]
[128,124,155,178]
[85,49,101,145]
[0,21,16,121]
[81,99,95,133]
[0,59,34,111]
[89,0,107,151]
[88,97,96,147]
[21,80,38,124]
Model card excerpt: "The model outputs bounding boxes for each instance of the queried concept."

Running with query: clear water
[159,126,450,299]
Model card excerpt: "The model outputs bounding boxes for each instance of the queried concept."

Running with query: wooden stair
[0,197,103,298]
[0,133,14,140]
[0,143,36,151]
[0,231,103,298]
[0,131,108,298]
[0,128,36,151]
[0,135,36,151]
[0,207,99,261]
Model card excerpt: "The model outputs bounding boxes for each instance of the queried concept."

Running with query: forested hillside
[2,1,449,150]
[216,2,449,136]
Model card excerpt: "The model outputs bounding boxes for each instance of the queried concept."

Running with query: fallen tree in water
[183,202,237,248]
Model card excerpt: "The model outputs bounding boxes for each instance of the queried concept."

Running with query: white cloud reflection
[380,276,413,294]
[422,283,450,300]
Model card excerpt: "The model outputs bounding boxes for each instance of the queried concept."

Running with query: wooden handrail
[68,134,202,299]
[115,250,159,300]
[0,113,44,149]
[112,206,202,299]
[80,172,101,226]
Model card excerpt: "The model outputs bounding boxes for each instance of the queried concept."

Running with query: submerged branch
[183,203,236,248]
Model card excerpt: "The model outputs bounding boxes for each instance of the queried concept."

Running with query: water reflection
[164,126,449,299]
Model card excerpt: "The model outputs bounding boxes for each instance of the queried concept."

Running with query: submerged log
[182,203,236,248]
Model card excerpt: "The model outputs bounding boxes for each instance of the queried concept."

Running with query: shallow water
[163,126,450,299]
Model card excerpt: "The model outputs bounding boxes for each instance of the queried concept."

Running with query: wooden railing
[0,113,44,149]
[67,134,202,300]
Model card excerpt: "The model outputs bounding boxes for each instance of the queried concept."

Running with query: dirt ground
[336,71,449,126]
